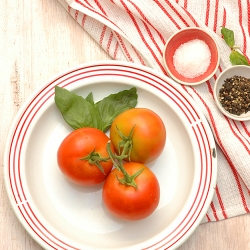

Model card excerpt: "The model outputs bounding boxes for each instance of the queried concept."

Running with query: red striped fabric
[58,0,250,222]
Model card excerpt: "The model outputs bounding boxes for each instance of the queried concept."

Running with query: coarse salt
[173,39,211,79]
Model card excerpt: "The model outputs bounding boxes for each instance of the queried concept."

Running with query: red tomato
[57,127,114,186]
[102,162,160,220]
[110,108,166,163]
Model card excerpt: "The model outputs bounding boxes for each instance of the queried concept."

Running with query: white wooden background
[0,0,250,249]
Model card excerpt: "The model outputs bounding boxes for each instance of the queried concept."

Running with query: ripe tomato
[110,108,166,163]
[57,127,114,186]
[102,162,160,221]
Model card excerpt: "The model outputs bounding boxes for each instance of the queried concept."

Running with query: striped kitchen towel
[57,0,250,222]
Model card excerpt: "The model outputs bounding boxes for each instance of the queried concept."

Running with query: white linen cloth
[56,0,250,222]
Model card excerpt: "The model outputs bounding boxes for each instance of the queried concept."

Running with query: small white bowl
[214,65,250,121]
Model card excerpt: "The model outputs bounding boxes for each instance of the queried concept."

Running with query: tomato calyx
[80,149,110,175]
[107,140,143,189]
[116,167,144,188]
[115,125,136,161]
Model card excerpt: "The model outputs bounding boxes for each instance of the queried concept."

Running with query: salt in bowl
[163,27,220,85]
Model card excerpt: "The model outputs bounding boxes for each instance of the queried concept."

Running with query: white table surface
[1,0,249,249]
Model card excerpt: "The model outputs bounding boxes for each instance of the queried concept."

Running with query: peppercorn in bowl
[214,65,250,121]
[163,27,220,85]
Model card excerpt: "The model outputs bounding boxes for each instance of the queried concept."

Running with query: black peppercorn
[218,75,250,116]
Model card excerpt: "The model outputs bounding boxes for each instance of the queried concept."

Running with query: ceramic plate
[4,61,217,250]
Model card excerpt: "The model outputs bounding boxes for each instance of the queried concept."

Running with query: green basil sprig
[55,86,138,132]
[221,27,249,66]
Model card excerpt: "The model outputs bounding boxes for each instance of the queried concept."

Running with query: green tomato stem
[80,149,110,175]
[106,141,130,179]
[116,124,135,158]
[106,141,143,189]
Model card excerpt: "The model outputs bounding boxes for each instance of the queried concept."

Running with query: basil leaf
[85,92,94,105]
[230,50,250,66]
[96,87,138,132]
[221,27,235,48]
[54,86,103,130]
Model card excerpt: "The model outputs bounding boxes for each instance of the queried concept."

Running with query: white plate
[4,61,217,250]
